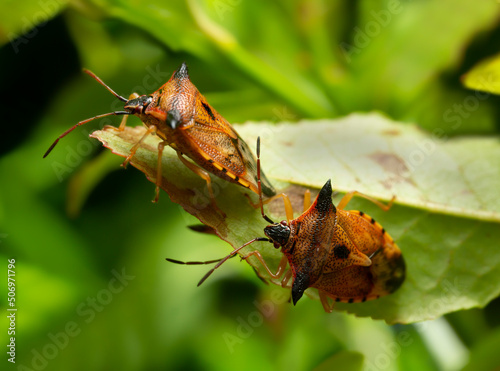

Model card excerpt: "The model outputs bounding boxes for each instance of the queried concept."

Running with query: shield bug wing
[312,202,405,305]
[336,211,388,256]
[314,266,375,303]
[312,241,405,304]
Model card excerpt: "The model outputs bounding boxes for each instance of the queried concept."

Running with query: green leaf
[312,350,364,371]
[66,150,121,217]
[64,9,123,76]
[90,113,500,323]
[83,0,335,117]
[0,0,69,45]
[461,326,500,371]
[462,52,500,95]
[96,0,217,61]
[186,0,335,117]
[341,0,500,110]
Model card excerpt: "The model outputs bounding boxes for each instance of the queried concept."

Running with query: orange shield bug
[167,138,405,312]
[44,63,275,206]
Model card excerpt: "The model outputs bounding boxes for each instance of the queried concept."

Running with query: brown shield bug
[44,63,275,206]
[167,138,405,312]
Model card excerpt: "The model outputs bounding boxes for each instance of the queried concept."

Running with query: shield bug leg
[166,236,270,285]
[122,126,157,169]
[241,252,288,280]
[117,93,140,131]
[166,257,231,266]
[251,193,294,221]
[175,152,224,215]
[281,269,293,288]
[245,192,281,209]
[281,194,294,221]
[303,189,311,211]
[247,187,310,219]
[195,237,270,286]
[153,140,169,203]
[318,290,334,313]
[337,191,395,211]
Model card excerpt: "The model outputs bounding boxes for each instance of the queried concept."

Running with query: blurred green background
[1,0,500,370]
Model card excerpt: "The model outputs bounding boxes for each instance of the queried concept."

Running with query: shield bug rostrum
[44,63,276,207]
[167,138,405,312]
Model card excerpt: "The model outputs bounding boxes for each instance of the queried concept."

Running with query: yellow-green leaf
[462,52,500,95]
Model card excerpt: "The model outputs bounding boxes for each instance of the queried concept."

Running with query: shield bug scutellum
[44,63,275,207]
[167,138,405,312]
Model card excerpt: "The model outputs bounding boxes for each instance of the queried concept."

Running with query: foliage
[1,1,500,370]
[91,115,500,324]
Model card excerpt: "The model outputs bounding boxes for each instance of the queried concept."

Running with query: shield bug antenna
[83,69,129,103]
[43,70,132,158]
[256,137,275,224]
[165,236,271,286]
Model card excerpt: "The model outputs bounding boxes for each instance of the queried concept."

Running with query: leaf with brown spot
[90,113,500,324]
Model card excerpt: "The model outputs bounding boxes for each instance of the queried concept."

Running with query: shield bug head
[124,95,153,115]
[44,64,275,208]
[264,220,291,248]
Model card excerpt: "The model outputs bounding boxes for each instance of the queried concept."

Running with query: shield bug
[167,138,405,312]
[43,63,276,206]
